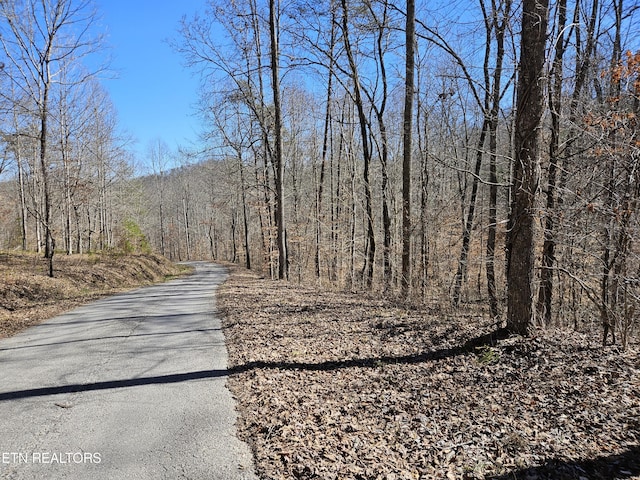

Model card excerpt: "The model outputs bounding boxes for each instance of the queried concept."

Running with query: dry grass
[0,251,190,338]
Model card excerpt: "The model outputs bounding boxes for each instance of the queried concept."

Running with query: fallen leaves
[219,266,640,479]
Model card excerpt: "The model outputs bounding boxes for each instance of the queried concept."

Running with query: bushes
[119,219,151,254]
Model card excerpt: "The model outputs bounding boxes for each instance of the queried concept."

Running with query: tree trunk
[601,0,623,345]
[16,141,28,251]
[453,120,488,306]
[402,0,415,297]
[365,0,392,290]
[182,195,191,260]
[62,127,73,255]
[506,0,550,336]
[340,0,375,288]
[536,0,567,326]
[486,0,511,319]
[41,71,54,277]
[315,14,335,279]
[240,158,251,270]
[74,205,82,254]
[269,0,287,280]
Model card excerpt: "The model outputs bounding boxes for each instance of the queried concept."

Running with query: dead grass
[0,251,190,338]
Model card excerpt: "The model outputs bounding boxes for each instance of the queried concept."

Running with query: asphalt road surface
[0,262,257,480]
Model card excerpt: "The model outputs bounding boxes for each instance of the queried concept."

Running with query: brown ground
[219,265,640,480]
[0,251,190,338]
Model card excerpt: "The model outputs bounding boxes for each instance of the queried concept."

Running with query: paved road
[0,262,257,480]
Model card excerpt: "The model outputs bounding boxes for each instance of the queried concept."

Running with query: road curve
[0,262,257,480]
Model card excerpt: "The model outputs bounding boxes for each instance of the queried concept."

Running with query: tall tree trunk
[364,0,392,290]
[61,123,73,255]
[315,6,336,279]
[159,193,166,256]
[182,194,191,259]
[486,0,512,319]
[269,0,287,280]
[452,120,488,306]
[240,158,251,270]
[506,0,550,335]
[41,72,54,277]
[487,124,499,318]
[252,148,270,276]
[16,141,28,251]
[536,0,567,326]
[74,205,82,254]
[231,208,238,263]
[250,0,277,278]
[340,0,375,288]
[601,0,623,345]
[402,0,415,297]
[261,145,276,279]
[86,208,92,253]
[452,0,496,307]
[417,90,429,298]
[331,104,347,283]
[11,86,29,252]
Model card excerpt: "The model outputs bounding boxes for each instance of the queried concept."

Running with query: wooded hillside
[1,0,639,345]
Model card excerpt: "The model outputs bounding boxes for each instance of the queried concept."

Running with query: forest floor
[0,251,190,338]
[218,265,640,480]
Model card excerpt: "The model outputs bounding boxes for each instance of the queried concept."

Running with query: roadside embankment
[0,252,190,338]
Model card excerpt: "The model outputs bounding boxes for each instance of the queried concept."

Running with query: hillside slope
[0,252,189,338]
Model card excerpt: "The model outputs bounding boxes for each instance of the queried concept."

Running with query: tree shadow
[0,369,227,401]
[229,328,511,374]
[0,327,221,352]
[490,445,640,479]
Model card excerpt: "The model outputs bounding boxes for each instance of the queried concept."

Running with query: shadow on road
[0,327,221,352]
[0,369,227,401]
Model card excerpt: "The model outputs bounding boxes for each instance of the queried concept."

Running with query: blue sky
[95,0,205,162]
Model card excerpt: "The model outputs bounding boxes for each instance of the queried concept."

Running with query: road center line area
[0,262,257,480]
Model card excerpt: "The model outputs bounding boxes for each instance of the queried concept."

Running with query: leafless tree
[506,0,550,336]
[401,0,415,297]
[0,0,104,276]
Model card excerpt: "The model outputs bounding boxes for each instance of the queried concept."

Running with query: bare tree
[0,0,103,276]
[401,0,415,297]
[269,0,288,279]
[414,4,514,311]
[339,0,376,289]
[362,0,393,290]
[484,0,512,319]
[535,0,567,325]
[148,139,174,257]
[313,3,337,280]
[506,0,550,335]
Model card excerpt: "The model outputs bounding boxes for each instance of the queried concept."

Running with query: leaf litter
[218,266,640,479]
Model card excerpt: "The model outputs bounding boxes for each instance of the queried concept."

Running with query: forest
[1,0,639,346]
